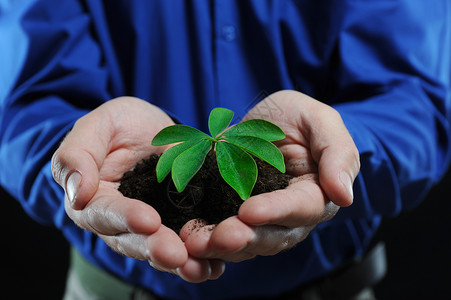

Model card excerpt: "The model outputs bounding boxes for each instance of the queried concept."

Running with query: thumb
[51,114,110,210]
[52,145,100,210]
[284,92,360,206]
[300,98,360,207]
[317,143,360,207]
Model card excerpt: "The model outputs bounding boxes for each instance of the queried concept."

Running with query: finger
[176,257,226,283]
[149,256,225,283]
[208,259,226,280]
[185,216,257,262]
[282,144,318,176]
[52,146,102,211]
[317,140,360,207]
[146,226,227,282]
[146,225,188,270]
[65,185,161,236]
[242,90,359,207]
[51,97,175,210]
[245,225,313,257]
[179,218,209,242]
[51,114,110,210]
[186,217,313,262]
[301,100,360,207]
[238,175,339,228]
[100,232,151,261]
[99,225,189,273]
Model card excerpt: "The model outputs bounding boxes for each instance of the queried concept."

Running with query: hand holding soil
[51,91,359,283]
[51,97,225,283]
[180,90,360,263]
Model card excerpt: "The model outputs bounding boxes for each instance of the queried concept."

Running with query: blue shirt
[1,1,450,299]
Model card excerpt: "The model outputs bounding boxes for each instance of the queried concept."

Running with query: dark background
[2,169,451,299]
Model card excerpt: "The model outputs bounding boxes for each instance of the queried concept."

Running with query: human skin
[181,90,360,262]
[51,90,359,282]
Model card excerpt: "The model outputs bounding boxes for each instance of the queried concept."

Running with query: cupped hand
[51,97,224,282]
[181,90,360,262]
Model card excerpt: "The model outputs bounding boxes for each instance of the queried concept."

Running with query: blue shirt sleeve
[330,1,451,220]
[0,0,108,225]
[0,1,140,295]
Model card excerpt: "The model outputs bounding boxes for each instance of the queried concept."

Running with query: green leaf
[152,124,210,146]
[225,136,286,173]
[223,119,285,141]
[171,139,212,192]
[155,139,203,183]
[216,141,257,200]
[208,107,234,138]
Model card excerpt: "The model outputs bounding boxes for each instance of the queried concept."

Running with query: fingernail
[66,171,82,206]
[339,171,354,203]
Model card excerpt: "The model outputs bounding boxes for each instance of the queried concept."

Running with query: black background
[2,169,451,299]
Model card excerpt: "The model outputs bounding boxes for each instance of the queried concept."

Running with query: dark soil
[119,151,293,233]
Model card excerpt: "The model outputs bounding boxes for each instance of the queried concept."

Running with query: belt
[69,242,387,300]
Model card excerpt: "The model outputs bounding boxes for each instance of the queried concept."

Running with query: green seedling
[152,107,286,200]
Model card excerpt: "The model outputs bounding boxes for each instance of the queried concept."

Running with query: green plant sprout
[152,107,286,200]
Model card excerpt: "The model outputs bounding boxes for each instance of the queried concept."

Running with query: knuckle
[51,150,66,184]
[321,202,339,221]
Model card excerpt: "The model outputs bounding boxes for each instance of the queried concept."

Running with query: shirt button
[221,25,236,42]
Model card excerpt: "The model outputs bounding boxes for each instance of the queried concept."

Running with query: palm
[96,100,175,184]
[183,90,359,263]
[79,99,176,233]
[244,95,317,179]
[56,98,191,266]
[54,97,238,281]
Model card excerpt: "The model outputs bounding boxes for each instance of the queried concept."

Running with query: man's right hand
[51,97,225,282]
